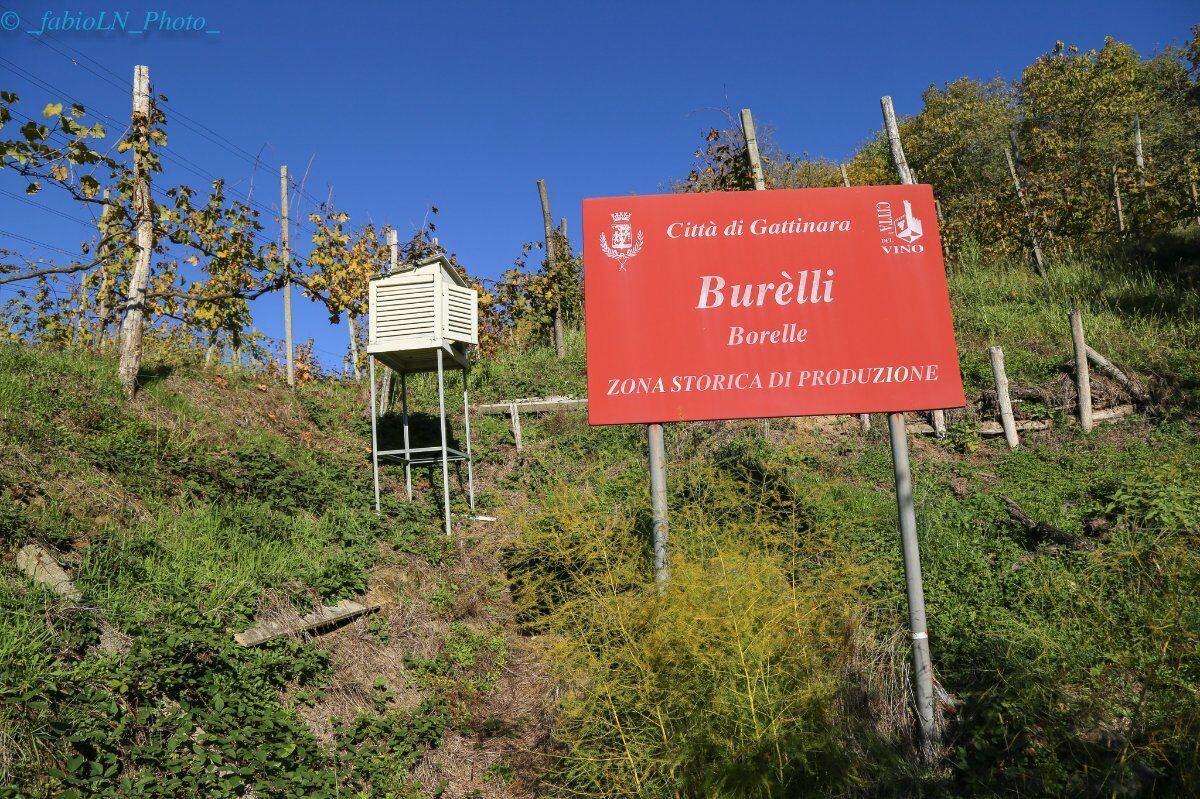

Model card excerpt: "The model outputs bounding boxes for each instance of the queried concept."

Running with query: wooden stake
[347,315,361,380]
[1070,310,1093,431]
[16,544,82,601]
[740,109,774,436]
[509,401,523,451]
[880,96,915,184]
[1133,113,1145,187]
[934,197,952,268]
[235,599,380,647]
[1003,146,1047,280]
[537,179,565,358]
[1085,345,1149,404]
[378,228,400,412]
[1112,165,1126,234]
[1188,160,1199,226]
[989,346,1019,449]
[281,165,295,387]
[116,65,154,398]
[739,108,767,190]
[882,96,944,437]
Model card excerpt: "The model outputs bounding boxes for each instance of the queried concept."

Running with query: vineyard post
[739,108,767,191]
[280,165,295,387]
[1188,159,1200,226]
[377,228,400,413]
[881,96,946,438]
[347,317,361,380]
[1070,310,1093,431]
[509,402,523,451]
[559,218,569,326]
[116,64,153,399]
[1133,113,1145,188]
[934,198,951,268]
[740,109,773,436]
[537,179,566,358]
[879,95,939,754]
[1112,166,1126,234]
[648,422,669,591]
[1002,146,1048,280]
[840,163,872,435]
[989,346,1019,449]
[92,188,114,348]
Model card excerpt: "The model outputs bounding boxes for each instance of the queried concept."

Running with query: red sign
[583,186,966,425]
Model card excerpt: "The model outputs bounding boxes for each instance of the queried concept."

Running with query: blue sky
[0,1,1194,368]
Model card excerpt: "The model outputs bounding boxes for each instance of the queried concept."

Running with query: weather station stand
[366,254,479,536]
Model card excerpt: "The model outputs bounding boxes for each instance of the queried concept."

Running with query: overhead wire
[10,27,375,238]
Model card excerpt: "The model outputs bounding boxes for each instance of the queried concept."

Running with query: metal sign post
[886,411,935,752]
[647,422,669,590]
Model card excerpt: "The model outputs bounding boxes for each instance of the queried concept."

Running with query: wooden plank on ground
[15,544,82,601]
[477,397,588,415]
[234,600,381,647]
[1093,404,1135,423]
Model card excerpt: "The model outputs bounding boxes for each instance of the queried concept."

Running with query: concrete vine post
[537,179,566,358]
[280,165,295,387]
[116,65,154,399]
[881,96,946,438]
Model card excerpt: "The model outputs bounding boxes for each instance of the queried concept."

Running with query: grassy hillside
[3,245,1200,797]
[0,346,543,798]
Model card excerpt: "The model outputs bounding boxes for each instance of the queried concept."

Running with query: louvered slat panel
[374,280,436,341]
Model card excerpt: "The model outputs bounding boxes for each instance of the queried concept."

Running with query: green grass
[3,245,1199,797]
[0,343,457,798]
[483,249,1200,796]
[948,243,1200,406]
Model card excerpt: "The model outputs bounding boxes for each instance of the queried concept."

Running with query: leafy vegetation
[478,249,1200,797]
[3,24,1200,799]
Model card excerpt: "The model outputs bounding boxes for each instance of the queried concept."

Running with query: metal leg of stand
[436,349,452,537]
[462,366,475,512]
[401,371,412,500]
[369,358,380,514]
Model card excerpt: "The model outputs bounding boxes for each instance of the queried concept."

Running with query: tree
[303,206,388,379]
[1,89,297,395]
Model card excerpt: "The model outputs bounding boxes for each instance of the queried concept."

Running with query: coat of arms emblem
[600,211,644,270]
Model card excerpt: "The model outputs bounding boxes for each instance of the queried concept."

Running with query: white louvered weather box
[367,253,478,373]
[365,252,480,536]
